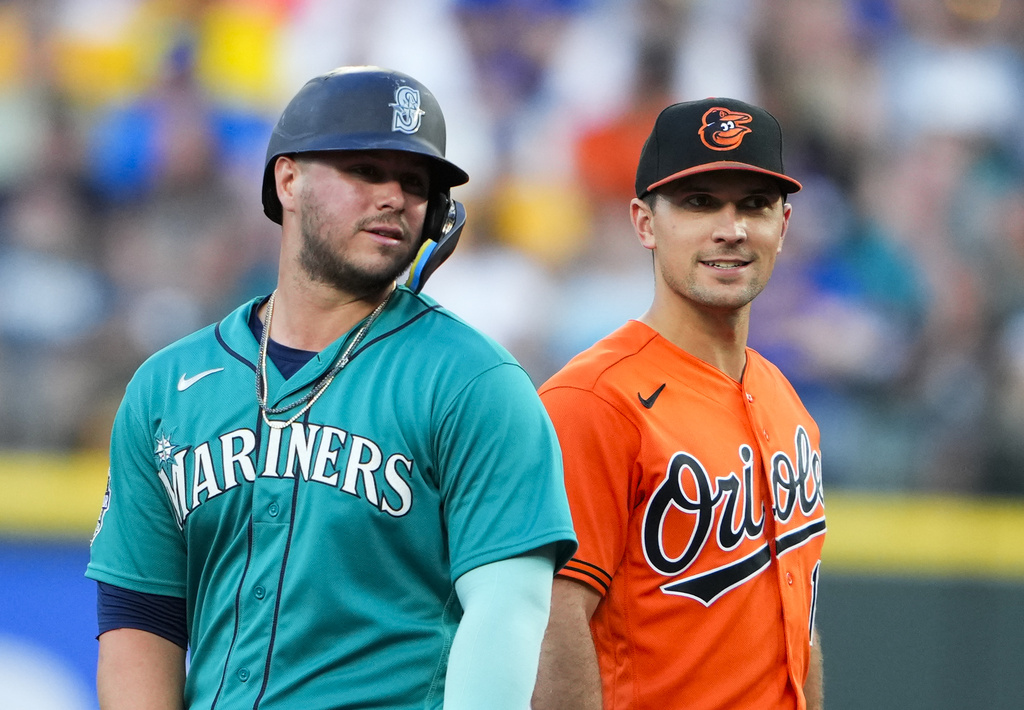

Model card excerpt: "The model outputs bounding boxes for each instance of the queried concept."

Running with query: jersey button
[786,572,794,586]
[268,503,279,517]
[763,429,770,441]
[254,585,266,599]
[237,668,250,682]
[746,393,754,402]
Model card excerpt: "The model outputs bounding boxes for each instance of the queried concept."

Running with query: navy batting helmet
[261,66,469,225]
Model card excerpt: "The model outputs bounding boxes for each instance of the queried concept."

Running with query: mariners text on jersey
[157,421,415,528]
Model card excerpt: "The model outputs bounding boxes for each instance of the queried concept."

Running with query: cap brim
[646,161,802,195]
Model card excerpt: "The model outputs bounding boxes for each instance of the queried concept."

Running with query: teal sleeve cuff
[444,544,557,710]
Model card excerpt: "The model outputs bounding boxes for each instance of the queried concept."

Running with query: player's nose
[710,204,747,243]
[373,176,407,211]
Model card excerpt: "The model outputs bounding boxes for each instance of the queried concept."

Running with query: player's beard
[298,196,420,298]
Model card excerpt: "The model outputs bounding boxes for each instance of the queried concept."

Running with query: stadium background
[1,0,1023,707]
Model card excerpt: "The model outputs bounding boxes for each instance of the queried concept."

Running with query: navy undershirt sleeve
[97,581,188,650]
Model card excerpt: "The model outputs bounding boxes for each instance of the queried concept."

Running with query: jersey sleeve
[435,363,577,582]
[540,385,641,597]
[86,383,188,598]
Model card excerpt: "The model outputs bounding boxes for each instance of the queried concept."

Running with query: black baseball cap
[635,97,802,198]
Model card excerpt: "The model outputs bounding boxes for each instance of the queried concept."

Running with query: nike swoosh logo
[638,383,666,409]
[177,368,225,392]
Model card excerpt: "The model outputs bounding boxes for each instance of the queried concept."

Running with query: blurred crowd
[2,0,1024,494]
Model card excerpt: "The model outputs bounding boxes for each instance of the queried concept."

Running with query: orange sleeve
[540,385,641,597]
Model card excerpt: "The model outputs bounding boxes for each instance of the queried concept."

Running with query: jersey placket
[741,380,819,697]
[216,338,339,708]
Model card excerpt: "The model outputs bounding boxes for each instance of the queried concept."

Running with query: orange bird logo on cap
[699,107,753,151]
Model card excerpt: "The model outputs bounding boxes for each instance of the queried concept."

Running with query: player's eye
[741,194,777,211]
[341,163,375,181]
[349,164,382,180]
[684,194,714,209]
[400,174,429,198]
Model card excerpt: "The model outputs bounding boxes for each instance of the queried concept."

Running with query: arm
[89,381,190,710]
[532,576,603,710]
[97,628,186,710]
[443,546,556,710]
[804,626,824,710]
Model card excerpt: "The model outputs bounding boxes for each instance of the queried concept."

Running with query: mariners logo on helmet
[391,86,425,134]
[700,107,753,151]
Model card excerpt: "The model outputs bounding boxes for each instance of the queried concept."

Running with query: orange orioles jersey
[540,320,825,710]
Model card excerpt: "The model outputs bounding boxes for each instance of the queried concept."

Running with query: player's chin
[691,281,764,310]
[305,249,414,296]
[355,251,418,288]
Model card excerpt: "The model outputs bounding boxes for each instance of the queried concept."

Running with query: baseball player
[86,66,577,710]
[532,98,826,710]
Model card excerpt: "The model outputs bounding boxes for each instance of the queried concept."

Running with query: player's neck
[640,298,750,382]
[261,277,394,353]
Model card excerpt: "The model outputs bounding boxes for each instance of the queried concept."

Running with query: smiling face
[277,149,432,298]
[632,170,791,317]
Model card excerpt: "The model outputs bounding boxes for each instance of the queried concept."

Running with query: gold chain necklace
[255,289,394,430]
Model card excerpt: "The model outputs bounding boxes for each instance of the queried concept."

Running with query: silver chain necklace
[255,289,394,430]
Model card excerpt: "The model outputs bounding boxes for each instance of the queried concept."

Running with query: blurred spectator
[452,0,592,169]
[0,177,111,448]
[884,0,1024,150]
[991,308,1024,493]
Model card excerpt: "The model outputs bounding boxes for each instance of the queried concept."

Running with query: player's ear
[777,201,792,254]
[631,197,656,251]
[275,156,302,217]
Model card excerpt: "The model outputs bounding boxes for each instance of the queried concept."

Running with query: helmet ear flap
[406,196,466,293]
[422,189,452,244]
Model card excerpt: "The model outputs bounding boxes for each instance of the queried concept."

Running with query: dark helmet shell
[261,66,469,224]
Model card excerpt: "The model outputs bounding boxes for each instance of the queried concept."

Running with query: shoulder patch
[91,471,111,545]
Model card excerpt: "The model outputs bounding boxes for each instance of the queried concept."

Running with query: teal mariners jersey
[87,286,578,710]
